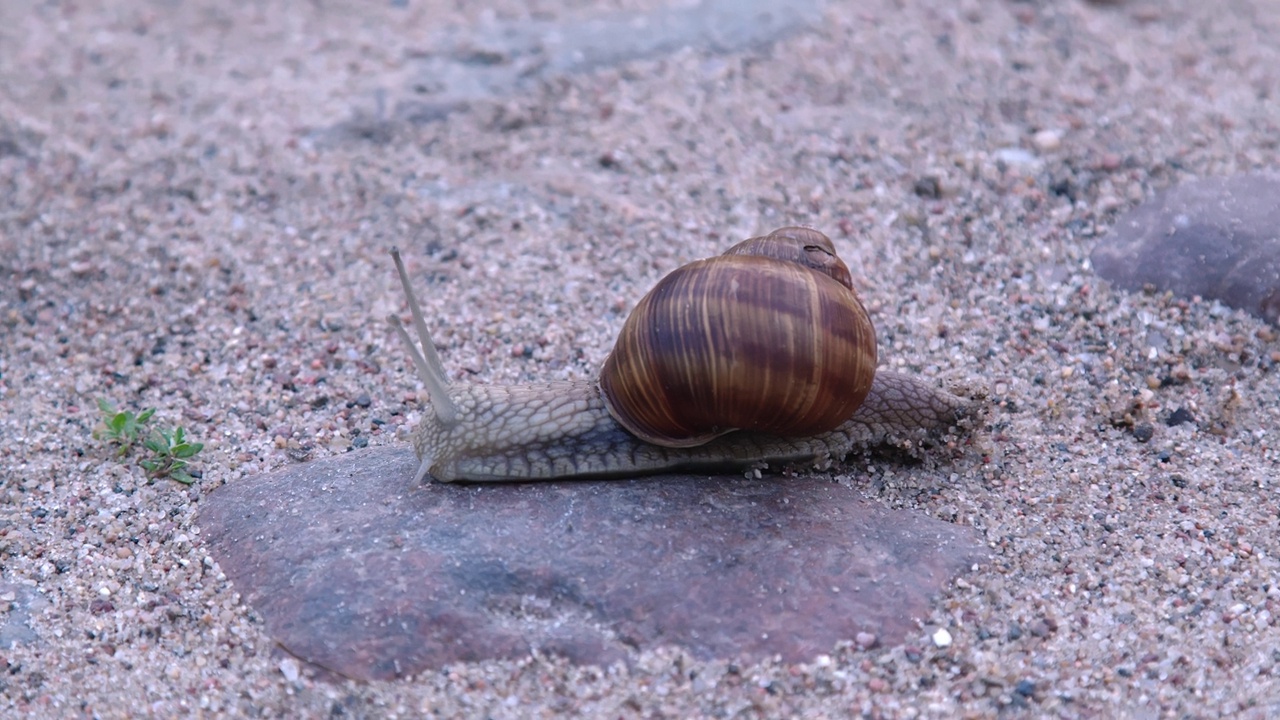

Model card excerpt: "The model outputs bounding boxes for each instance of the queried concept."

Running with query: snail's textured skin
[412,370,971,483]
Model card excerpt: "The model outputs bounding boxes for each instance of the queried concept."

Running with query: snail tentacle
[389,248,460,428]
[389,247,464,483]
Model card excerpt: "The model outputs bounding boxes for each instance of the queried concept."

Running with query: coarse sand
[2,0,1279,717]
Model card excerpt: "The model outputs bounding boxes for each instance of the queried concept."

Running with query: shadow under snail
[388,227,974,483]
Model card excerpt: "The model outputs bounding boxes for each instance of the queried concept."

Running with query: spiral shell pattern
[599,230,877,448]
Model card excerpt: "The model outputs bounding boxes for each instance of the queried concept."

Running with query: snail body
[389,228,970,483]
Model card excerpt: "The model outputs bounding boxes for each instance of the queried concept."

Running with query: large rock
[199,447,987,681]
[1091,172,1280,324]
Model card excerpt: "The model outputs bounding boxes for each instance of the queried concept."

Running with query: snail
[388,227,973,483]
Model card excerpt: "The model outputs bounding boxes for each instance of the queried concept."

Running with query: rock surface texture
[200,448,988,680]
[1091,173,1280,325]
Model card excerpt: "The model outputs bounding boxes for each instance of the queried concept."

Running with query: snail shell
[598,227,877,448]
[720,226,854,289]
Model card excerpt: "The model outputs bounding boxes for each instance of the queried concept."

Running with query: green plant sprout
[94,399,204,484]
[94,399,155,457]
[140,426,204,485]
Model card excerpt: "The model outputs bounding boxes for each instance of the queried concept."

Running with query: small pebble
[913,176,942,199]
[1029,618,1057,638]
[994,147,1040,169]
[1032,129,1062,151]
[932,627,953,648]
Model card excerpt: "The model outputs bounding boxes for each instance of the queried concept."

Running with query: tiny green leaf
[95,400,203,484]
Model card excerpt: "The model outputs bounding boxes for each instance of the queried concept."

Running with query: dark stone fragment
[1028,617,1057,638]
[198,447,988,681]
[1015,679,1037,697]
[0,122,41,158]
[913,176,942,199]
[1165,407,1196,426]
[354,394,372,409]
[1131,423,1154,443]
[1048,176,1076,200]
[1090,172,1280,325]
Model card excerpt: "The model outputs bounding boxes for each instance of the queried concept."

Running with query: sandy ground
[2,0,1280,717]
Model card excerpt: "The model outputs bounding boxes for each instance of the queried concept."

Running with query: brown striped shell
[598,228,878,448]
[720,226,854,289]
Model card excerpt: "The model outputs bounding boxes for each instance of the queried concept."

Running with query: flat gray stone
[1091,172,1280,324]
[319,0,825,140]
[199,447,987,681]
[0,582,49,650]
